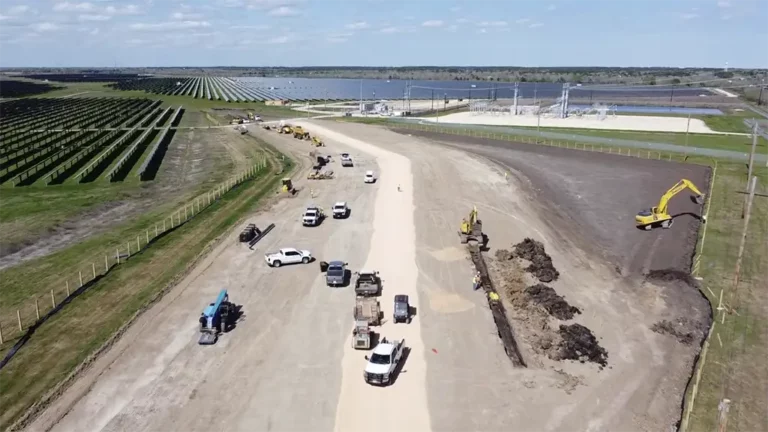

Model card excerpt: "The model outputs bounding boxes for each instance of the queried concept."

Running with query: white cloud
[404,15,414,20]
[515,18,530,24]
[171,12,202,20]
[79,14,110,21]
[379,26,401,33]
[267,6,300,17]
[455,18,468,24]
[477,28,487,34]
[31,22,60,32]
[449,6,460,12]
[231,24,271,30]
[105,5,141,15]
[90,28,99,35]
[53,2,95,12]
[130,20,211,30]
[529,22,543,28]
[327,32,351,43]
[0,14,8,21]
[345,21,369,30]
[717,0,730,7]
[681,12,699,20]
[547,4,556,11]
[478,20,507,27]
[422,20,444,27]
[266,35,289,43]
[8,5,30,15]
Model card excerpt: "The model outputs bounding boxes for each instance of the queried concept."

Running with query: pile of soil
[651,317,704,346]
[646,269,699,288]
[552,324,608,367]
[525,284,582,320]
[511,238,560,283]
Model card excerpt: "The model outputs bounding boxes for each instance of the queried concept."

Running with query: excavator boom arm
[656,179,704,214]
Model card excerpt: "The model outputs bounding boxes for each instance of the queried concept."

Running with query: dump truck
[354,270,381,297]
[354,296,381,326]
[198,289,235,345]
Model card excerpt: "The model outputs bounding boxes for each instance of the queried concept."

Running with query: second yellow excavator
[636,179,706,230]
[459,206,484,244]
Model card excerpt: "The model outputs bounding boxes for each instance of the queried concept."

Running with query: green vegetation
[683,162,768,432]
[0,141,292,430]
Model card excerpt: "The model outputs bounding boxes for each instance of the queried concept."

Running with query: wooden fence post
[51,289,56,307]
[105,254,109,272]
[128,241,131,255]
[116,248,120,264]
[137,236,140,251]
[184,205,188,220]
[35,298,40,320]
[66,280,70,297]
[146,230,149,245]
[79,270,83,287]
[92,262,96,279]
[0,322,4,345]
[155,224,158,238]
[17,310,22,331]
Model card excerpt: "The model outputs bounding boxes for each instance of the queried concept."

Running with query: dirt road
[28,130,380,432]
[28,120,708,432]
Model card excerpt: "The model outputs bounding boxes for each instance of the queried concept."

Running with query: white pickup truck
[302,207,324,226]
[265,248,312,267]
[332,202,349,219]
[340,153,353,167]
[363,338,405,386]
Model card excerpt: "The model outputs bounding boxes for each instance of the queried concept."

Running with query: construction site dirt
[26,120,712,432]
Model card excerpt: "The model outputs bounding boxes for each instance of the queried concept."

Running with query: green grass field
[0,140,291,430]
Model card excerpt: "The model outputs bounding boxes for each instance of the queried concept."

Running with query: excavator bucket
[693,194,705,205]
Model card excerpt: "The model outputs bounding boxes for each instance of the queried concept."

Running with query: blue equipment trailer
[199,289,232,345]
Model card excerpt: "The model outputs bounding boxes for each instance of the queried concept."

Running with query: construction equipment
[354,296,381,326]
[279,124,294,135]
[281,178,296,194]
[352,320,374,350]
[239,223,261,242]
[248,223,275,248]
[198,289,235,345]
[292,126,310,140]
[311,136,325,147]
[636,179,706,230]
[459,206,483,244]
[307,170,334,180]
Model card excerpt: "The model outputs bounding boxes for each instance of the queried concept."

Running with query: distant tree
[715,71,734,79]
[520,76,527,82]
[671,78,681,84]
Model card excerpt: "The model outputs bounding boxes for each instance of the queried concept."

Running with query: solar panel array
[111,76,711,103]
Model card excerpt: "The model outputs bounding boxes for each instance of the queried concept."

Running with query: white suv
[364,171,376,183]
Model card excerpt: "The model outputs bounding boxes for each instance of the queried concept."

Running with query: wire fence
[0,158,268,347]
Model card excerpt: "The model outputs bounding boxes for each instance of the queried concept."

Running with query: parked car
[326,261,347,286]
[332,202,349,219]
[363,338,405,386]
[364,171,376,183]
[264,248,312,267]
[393,294,411,323]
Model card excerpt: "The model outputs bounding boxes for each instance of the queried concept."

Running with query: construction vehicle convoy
[198,289,235,345]
[636,179,706,230]
[363,338,406,386]
[459,206,484,245]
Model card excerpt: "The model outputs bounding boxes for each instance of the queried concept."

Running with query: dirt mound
[552,324,608,367]
[651,317,705,346]
[645,268,699,288]
[511,238,560,283]
[525,284,581,320]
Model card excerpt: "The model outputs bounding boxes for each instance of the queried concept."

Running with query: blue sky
[0,0,766,68]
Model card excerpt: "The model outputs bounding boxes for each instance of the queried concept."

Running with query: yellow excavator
[279,124,293,135]
[292,126,310,140]
[459,206,484,244]
[311,136,324,147]
[636,179,706,230]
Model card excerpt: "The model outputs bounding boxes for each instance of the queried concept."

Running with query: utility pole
[743,121,758,218]
[733,176,757,288]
